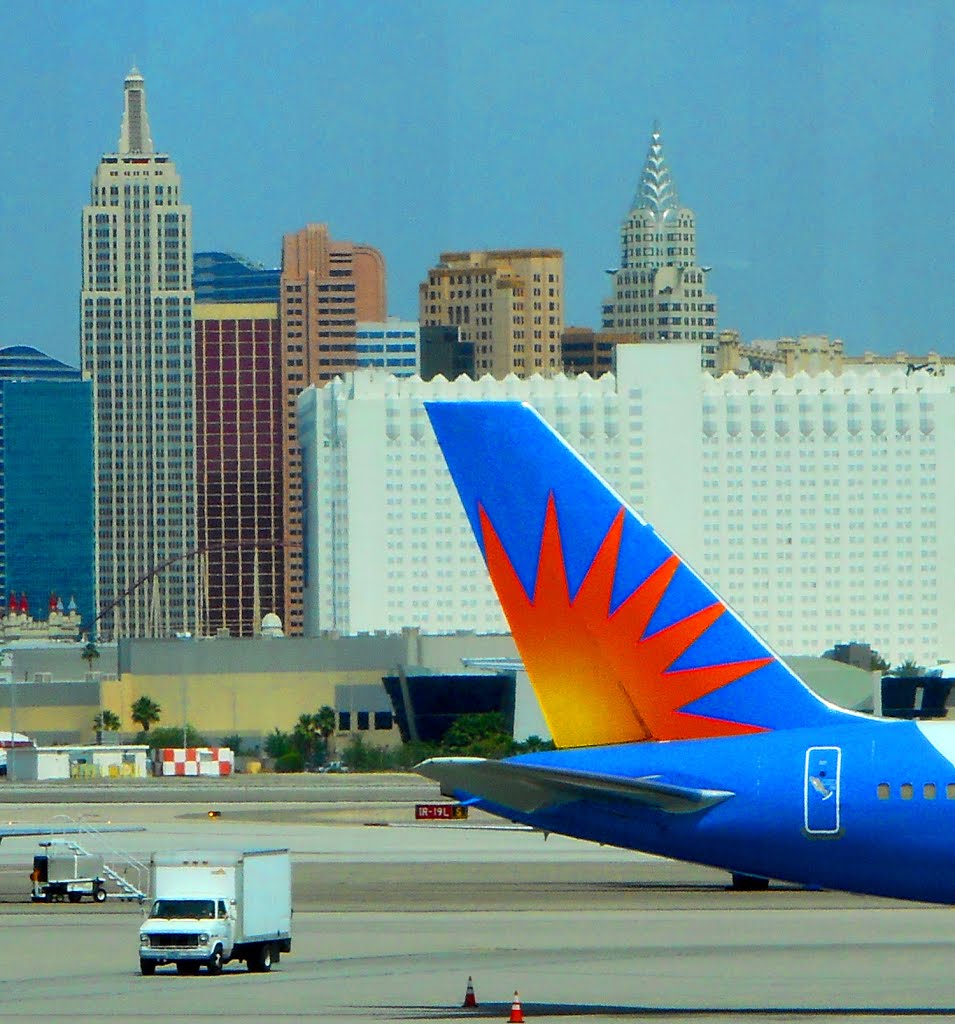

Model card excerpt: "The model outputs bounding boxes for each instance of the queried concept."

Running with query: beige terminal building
[0,629,520,749]
[0,630,877,751]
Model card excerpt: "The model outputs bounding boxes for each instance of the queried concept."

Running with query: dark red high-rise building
[194,302,284,636]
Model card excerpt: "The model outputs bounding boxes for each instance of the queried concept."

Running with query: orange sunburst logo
[480,494,770,748]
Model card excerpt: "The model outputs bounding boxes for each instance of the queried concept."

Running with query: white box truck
[138,849,291,975]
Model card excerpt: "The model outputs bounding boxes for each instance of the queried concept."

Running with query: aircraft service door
[803,746,841,836]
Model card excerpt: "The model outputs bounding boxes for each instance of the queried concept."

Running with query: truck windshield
[150,899,216,920]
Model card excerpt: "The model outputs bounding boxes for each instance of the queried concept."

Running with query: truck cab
[140,897,235,974]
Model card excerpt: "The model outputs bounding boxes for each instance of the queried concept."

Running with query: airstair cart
[30,835,148,904]
[31,841,107,903]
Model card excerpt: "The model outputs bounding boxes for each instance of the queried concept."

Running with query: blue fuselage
[473,718,955,904]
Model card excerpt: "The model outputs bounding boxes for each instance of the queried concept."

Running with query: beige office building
[561,327,642,377]
[81,70,197,638]
[419,249,564,378]
[714,329,955,378]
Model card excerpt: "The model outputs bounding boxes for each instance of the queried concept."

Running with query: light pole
[6,662,27,783]
[8,668,16,783]
[179,638,188,749]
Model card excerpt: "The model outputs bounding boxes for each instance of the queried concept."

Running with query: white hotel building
[298,345,955,667]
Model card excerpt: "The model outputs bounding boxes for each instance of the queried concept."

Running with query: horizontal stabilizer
[417,757,734,816]
[0,824,145,844]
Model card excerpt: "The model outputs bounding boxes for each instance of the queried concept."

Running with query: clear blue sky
[1,0,954,366]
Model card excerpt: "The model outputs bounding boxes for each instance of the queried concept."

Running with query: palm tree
[93,709,121,745]
[294,713,320,768]
[888,659,924,677]
[315,705,337,763]
[81,640,100,677]
[130,696,161,733]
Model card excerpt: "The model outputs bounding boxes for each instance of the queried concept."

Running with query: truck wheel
[68,893,83,904]
[207,947,223,975]
[93,887,107,904]
[246,943,272,973]
[140,959,156,976]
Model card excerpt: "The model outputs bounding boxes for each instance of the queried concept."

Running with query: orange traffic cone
[462,976,477,1008]
[508,990,524,1023]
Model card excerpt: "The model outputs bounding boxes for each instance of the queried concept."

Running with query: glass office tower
[3,379,94,631]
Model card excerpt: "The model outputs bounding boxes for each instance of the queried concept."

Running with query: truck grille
[150,934,200,949]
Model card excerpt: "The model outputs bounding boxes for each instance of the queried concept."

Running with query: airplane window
[900,783,914,800]
[924,783,937,800]
[947,784,955,800]
[877,783,890,800]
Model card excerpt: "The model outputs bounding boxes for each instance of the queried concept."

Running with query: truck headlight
[139,935,150,948]
[198,933,210,944]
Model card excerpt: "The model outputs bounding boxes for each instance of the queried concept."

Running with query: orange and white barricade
[153,747,234,777]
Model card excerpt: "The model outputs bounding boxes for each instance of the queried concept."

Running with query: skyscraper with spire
[81,69,197,638]
[602,124,719,369]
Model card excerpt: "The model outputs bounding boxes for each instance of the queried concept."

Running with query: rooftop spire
[631,121,679,218]
[118,67,153,154]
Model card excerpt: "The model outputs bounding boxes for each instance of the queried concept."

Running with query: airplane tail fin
[426,400,857,748]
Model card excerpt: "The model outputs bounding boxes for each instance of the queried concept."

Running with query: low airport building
[7,744,148,781]
[0,624,886,753]
[0,627,519,750]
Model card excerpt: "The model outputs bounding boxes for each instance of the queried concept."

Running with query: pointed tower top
[118,67,154,155]
[631,122,680,218]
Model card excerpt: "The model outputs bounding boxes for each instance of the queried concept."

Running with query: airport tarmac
[0,776,953,1023]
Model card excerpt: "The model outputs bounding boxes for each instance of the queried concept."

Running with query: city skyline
[2,2,955,365]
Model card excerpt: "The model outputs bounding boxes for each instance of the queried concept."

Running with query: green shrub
[340,736,388,771]
[264,729,294,759]
[511,735,556,754]
[340,736,440,772]
[219,734,246,756]
[391,740,440,769]
[275,751,305,773]
[135,725,208,748]
[442,712,512,758]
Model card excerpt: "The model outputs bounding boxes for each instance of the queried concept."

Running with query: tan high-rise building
[279,223,386,634]
[561,327,642,377]
[419,249,564,378]
[603,124,718,369]
[81,69,197,639]
[714,328,955,378]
